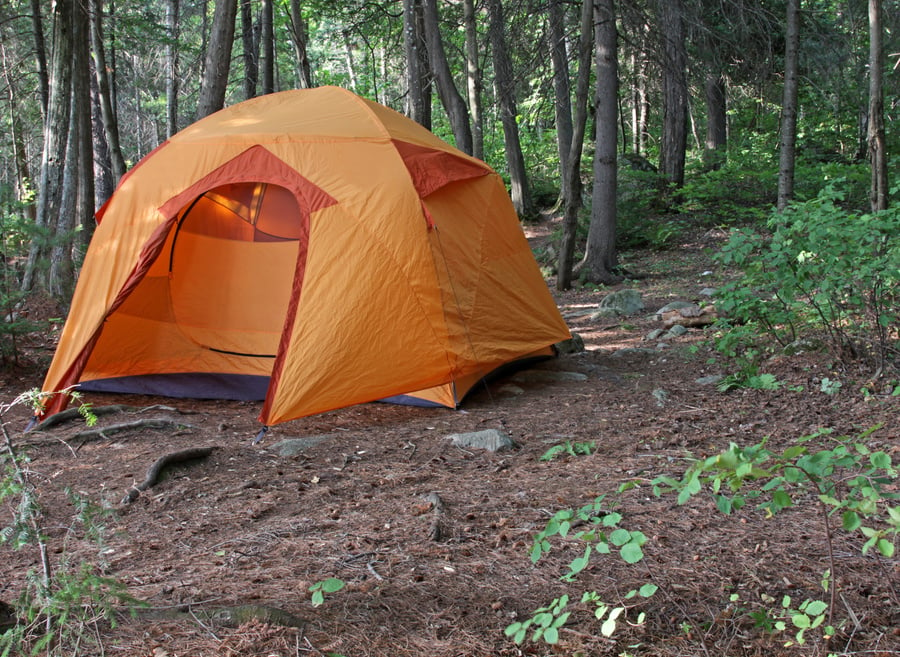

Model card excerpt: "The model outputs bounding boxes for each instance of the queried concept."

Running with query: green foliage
[616,164,681,250]
[677,157,776,225]
[308,577,345,607]
[652,425,898,645]
[540,440,595,461]
[714,187,900,375]
[507,491,655,646]
[0,390,134,656]
[0,208,40,366]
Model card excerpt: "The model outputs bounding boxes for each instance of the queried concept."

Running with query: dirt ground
[1,224,898,657]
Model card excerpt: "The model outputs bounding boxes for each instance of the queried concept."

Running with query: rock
[270,435,331,457]
[555,333,585,354]
[652,388,669,406]
[496,384,525,396]
[597,289,645,316]
[699,287,717,297]
[645,328,666,341]
[448,429,515,452]
[783,338,825,356]
[666,324,689,338]
[695,374,724,386]
[660,304,717,328]
[511,370,588,383]
[656,300,695,317]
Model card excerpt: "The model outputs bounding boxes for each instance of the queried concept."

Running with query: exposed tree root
[121,446,215,505]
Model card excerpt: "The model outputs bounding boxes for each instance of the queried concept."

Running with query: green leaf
[792,613,810,629]
[609,528,631,546]
[842,510,862,532]
[804,600,828,616]
[876,538,894,557]
[620,542,644,564]
[320,578,345,593]
[870,452,892,469]
[639,583,658,597]
[543,627,559,644]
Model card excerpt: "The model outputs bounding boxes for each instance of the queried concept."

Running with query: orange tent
[40,86,570,426]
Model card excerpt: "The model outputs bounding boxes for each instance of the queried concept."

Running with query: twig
[74,418,196,444]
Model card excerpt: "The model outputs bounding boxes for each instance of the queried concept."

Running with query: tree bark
[776,0,799,211]
[165,0,179,137]
[403,0,429,128]
[703,74,727,170]
[23,0,73,294]
[260,0,275,94]
[867,0,887,211]
[463,0,484,160]
[30,0,50,118]
[89,0,126,183]
[0,44,34,216]
[422,0,473,154]
[658,0,687,188]
[288,0,313,88]
[487,0,533,217]
[578,0,620,285]
[557,0,594,290]
[549,0,574,208]
[240,0,258,99]
[196,0,238,120]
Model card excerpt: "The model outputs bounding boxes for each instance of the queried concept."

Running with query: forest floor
[1,219,898,657]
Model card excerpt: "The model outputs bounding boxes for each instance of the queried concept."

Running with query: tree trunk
[422,0,473,154]
[23,0,74,294]
[343,30,359,92]
[578,0,620,285]
[89,0,126,184]
[867,0,887,211]
[557,0,595,291]
[703,74,727,170]
[30,0,50,118]
[776,0,799,211]
[549,0,574,208]
[1,45,34,217]
[288,0,313,88]
[658,0,687,188]
[196,0,238,120]
[240,0,258,99]
[463,0,484,160]
[403,0,429,128]
[89,67,115,207]
[487,0,533,217]
[261,0,275,94]
[165,0,179,137]
[52,0,93,303]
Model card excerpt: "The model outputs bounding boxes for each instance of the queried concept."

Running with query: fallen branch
[72,418,196,444]
[660,305,717,328]
[121,446,215,505]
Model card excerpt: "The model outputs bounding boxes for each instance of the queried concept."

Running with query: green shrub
[713,186,899,376]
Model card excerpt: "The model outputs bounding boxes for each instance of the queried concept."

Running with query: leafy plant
[0,390,139,656]
[308,577,345,607]
[506,490,655,646]
[652,425,897,640]
[540,440,595,461]
[714,188,899,377]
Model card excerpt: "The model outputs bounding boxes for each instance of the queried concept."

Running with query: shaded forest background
[0,0,897,316]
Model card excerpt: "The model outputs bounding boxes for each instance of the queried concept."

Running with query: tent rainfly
[38,86,571,427]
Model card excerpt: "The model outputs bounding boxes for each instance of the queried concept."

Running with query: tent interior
[79,182,303,401]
